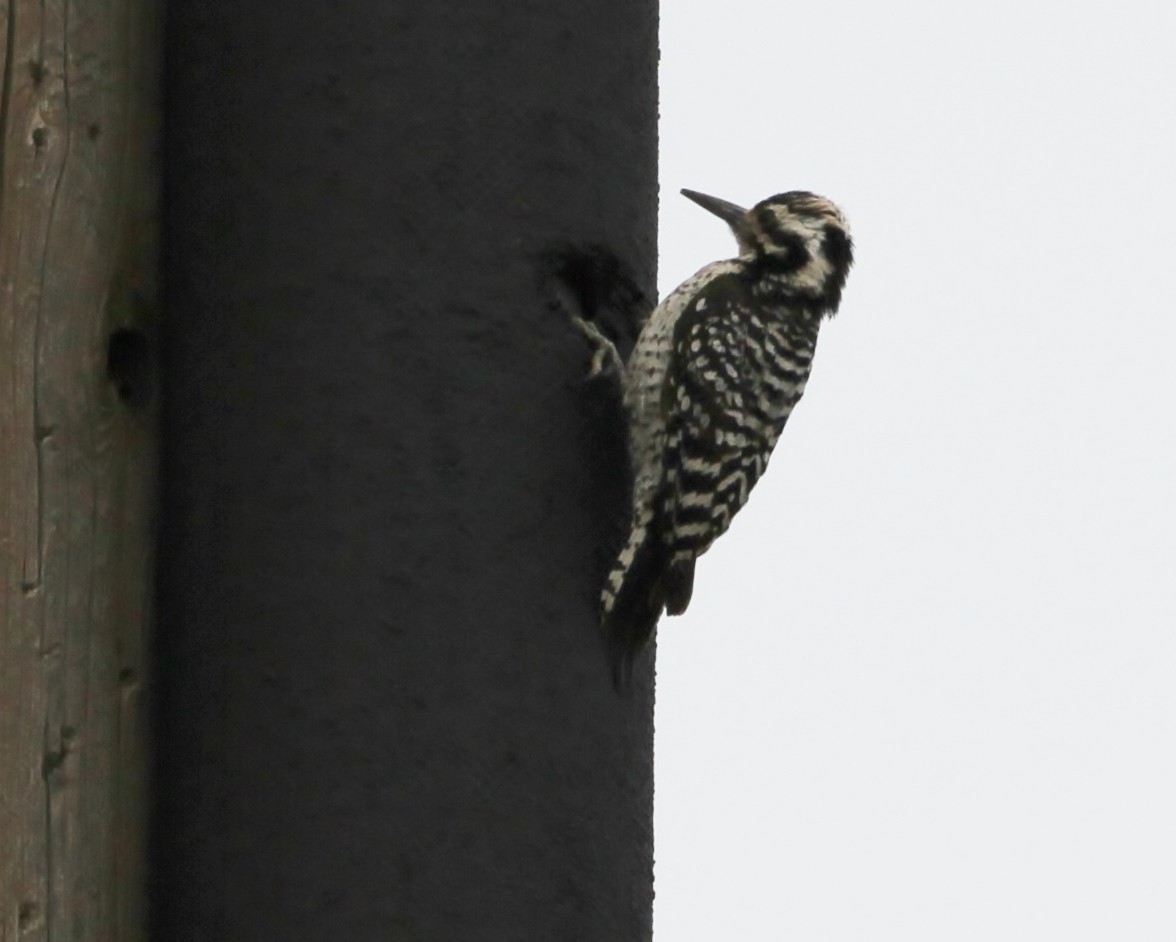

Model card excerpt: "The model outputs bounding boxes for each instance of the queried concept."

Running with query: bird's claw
[571,316,624,379]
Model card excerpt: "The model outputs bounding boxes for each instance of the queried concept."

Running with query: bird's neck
[742,262,841,320]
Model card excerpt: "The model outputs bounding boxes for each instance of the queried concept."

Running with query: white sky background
[654,2,1176,939]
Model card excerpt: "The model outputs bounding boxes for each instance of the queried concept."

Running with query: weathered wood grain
[0,0,159,938]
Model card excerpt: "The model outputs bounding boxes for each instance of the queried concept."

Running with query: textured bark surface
[0,0,160,939]
[155,1,658,940]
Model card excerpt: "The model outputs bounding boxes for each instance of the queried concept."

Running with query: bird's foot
[570,315,624,379]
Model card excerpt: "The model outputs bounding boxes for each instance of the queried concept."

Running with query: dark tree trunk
[154,2,658,940]
[0,0,160,938]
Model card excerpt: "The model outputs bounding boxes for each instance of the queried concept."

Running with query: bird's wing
[658,282,779,612]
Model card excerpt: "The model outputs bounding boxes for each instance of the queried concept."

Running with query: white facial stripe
[758,208,844,291]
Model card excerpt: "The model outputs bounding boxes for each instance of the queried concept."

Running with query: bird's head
[682,188,853,312]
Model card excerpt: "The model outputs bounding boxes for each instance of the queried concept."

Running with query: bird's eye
[755,208,785,246]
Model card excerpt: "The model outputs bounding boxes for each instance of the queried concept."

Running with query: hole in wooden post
[106,328,153,409]
[18,900,41,930]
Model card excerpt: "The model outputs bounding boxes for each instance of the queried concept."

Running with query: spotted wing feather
[658,283,814,610]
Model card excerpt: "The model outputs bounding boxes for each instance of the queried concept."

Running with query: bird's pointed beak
[681,188,754,245]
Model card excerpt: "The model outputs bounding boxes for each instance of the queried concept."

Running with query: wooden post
[154,1,658,938]
[0,0,160,938]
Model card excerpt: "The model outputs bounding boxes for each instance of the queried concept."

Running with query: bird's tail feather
[601,525,667,690]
